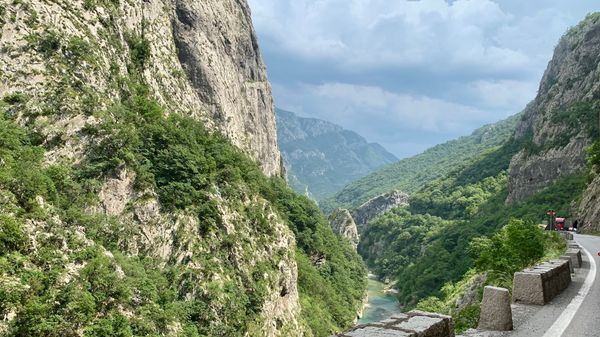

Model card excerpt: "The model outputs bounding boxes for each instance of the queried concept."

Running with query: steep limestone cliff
[328,209,359,249]
[507,14,600,203]
[577,175,600,231]
[0,0,282,176]
[352,191,409,232]
[0,1,369,336]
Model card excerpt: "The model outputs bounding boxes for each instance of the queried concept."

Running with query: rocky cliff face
[507,14,600,203]
[0,0,282,176]
[329,209,360,248]
[352,191,409,232]
[0,1,302,335]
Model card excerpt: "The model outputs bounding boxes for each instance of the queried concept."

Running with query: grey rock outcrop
[352,191,409,231]
[329,209,360,248]
[173,0,282,176]
[506,14,600,203]
[507,139,588,203]
[478,286,513,331]
[454,273,487,312]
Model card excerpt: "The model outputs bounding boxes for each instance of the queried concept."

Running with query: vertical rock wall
[506,15,600,203]
[0,0,282,177]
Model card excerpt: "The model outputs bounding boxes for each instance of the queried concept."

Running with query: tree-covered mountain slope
[360,137,583,305]
[276,109,397,200]
[320,114,519,213]
[0,1,366,336]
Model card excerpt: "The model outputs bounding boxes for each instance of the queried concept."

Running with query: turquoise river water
[357,278,402,324]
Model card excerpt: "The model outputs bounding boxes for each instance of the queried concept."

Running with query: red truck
[555,217,566,231]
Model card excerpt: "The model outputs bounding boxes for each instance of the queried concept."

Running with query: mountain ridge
[320,113,520,213]
[276,108,397,200]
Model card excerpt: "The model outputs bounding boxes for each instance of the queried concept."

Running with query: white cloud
[309,82,488,132]
[248,0,558,74]
[465,79,538,112]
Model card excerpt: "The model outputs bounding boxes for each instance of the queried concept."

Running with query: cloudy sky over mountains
[248,0,598,158]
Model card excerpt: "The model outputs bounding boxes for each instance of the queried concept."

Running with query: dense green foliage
[258,182,367,335]
[321,114,519,213]
[469,219,565,287]
[0,84,366,336]
[276,109,397,200]
[359,136,584,307]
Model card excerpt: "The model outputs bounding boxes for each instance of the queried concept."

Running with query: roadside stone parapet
[559,256,575,272]
[512,259,571,305]
[337,311,454,337]
[478,286,513,331]
[565,248,583,268]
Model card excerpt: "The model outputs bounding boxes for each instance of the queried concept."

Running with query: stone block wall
[512,259,571,305]
[337,311,454,337]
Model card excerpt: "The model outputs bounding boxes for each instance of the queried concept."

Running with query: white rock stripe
[541,244,597,337]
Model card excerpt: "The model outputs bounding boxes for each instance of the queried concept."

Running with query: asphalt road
[562,234,600,337]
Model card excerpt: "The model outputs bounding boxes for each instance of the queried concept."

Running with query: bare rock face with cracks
[507,15,600,205]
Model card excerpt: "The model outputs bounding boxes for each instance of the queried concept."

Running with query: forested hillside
[356,12,600,333]
[0,93,367,336]
[359,137,583,305]
[320,114,519,213]
[276,109,397,200]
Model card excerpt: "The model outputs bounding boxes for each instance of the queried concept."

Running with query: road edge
[541,242,597,337]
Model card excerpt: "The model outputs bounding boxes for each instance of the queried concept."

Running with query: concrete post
[478,286,513,331]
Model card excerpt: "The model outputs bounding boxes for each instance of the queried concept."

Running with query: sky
[247,0,599,159]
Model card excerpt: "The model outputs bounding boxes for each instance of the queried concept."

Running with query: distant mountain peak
[276,108,397,200]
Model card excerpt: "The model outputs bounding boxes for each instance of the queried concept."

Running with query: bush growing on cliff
[469,219,545,285]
